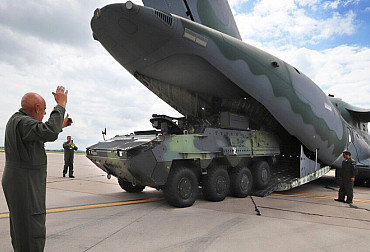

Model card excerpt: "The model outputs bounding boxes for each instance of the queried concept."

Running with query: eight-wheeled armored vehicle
[87,113,327,207]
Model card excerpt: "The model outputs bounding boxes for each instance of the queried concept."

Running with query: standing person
[2,86,72,251]
[335,151,356,204]
[63,136,78,178]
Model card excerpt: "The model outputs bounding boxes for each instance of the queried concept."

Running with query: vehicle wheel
[163,166,198,208]
[202,165,230,202]
[252,161,271,189]
[118,177,145,193]
[230,166,253,198]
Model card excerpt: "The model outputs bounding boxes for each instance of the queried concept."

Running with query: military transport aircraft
[87,0,370,206]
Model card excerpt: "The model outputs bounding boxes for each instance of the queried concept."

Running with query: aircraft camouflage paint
[88,0,370,202]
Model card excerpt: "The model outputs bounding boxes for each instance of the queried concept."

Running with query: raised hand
[62,113,73,128]
[52,85,68,108]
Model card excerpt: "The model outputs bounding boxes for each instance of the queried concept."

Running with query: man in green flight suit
[63,136,78,178]
[335,151,356,204]
[2,86,72,251]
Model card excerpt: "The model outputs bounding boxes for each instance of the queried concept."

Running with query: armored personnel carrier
[87,113,324,207]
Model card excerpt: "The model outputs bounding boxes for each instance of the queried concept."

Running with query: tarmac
[1,152,370,252]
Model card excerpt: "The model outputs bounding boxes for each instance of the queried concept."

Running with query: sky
[0,0,369,151]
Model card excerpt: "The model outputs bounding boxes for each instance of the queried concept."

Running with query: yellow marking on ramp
[271,192,370,203]
[0,197,164,219]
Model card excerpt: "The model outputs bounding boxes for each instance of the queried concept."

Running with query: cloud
[266,45,370,108]
[232,0,356,46]
[228,0,369,110]
[0,0,179,150]
[0,0,368,151]
[320,0,361,10]
[322,0,341,10]
[1,1,88,47]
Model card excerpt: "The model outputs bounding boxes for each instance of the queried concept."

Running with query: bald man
[2,86,72,252]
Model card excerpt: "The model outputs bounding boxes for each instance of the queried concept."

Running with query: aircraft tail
[142,0,242,40]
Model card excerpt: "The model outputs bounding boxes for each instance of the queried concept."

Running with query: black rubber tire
[118,177,145,193]
[202,166,230,202]
[230,166,253,198]
[163,166,198,208]
[252,161,271,189]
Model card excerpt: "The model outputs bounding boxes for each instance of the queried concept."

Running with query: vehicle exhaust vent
[154,10,173,26]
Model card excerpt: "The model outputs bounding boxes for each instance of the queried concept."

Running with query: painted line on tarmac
[271,192,370,203]
[0,197,164,219]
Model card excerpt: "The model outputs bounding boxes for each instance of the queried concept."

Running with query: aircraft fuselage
[91,2,370,174]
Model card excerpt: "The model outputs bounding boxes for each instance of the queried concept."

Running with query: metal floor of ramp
[252,164,330,197]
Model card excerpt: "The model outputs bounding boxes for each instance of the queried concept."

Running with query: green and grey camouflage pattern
[87,1,370,207]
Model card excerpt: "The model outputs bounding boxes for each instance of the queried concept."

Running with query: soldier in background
[2,86,71,251]
[63,136,78,178]
[335,151,356,204]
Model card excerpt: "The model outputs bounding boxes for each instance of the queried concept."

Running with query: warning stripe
[0,197,164,219]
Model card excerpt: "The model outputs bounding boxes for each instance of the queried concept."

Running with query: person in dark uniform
[1,86,72,251]
[63,136,78,178]
[335,151,356,204]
